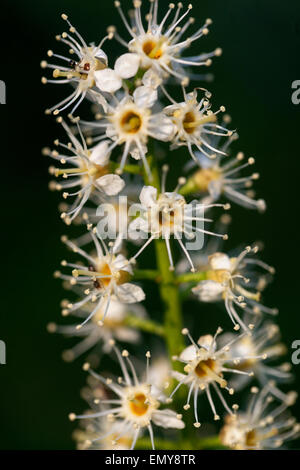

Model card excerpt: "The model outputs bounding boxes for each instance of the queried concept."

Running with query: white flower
[128,168,229,271]
[220,385,299,449]
[73,382,136,450]
[47,117,125,224]
[69,346,184,449]
[113,1,221,82]
[82,86,175,179]
[55,229,145,329]
[164,88,233,161]
[41,14,112,115]
[185,129,266,211]
[218,321,292,391]
[75,419,135,450]
[170,327,257,425]
[192,246,278,332]
[95,53,141,93]
[47,299,146,362]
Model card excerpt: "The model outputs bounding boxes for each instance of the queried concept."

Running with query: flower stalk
[175,272,207,285]
[42,2,299,451]
[124,314,165,337]
[144,156,185,364]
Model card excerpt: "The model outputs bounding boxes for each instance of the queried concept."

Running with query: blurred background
[1,0,300,449]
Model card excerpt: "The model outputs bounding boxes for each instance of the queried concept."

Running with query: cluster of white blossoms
[43,1,299,450]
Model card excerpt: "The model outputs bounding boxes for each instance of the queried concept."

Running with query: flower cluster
[43,1,299,450]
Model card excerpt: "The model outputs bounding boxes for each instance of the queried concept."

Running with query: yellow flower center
[183,111,197,134]
[207,269,231,284]
[194,358,227,387]
[194,358,217,378]
[93,262,112,289]
[245,428,278,448]
[120,111,142,134]
[142,38,165,59]
[129,393,149,416]
[93,262,131,290]
[81,162,109,187]
[182,111,217,134]
[158,208,175,227]
[245,430,257,447]
[193,168,221,192]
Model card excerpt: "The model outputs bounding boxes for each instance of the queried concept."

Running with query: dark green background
[1,0,300,449]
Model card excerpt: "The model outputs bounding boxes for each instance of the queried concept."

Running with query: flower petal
[192,280,224,302]
[133,85,157,108]
[114,327,141,343]
[209,253,231,271]
[152,410,185,430]
[95,68,122,93]
[94,49,108,65]
[139,186,157,208]
[115,283,145,303]
[172,371,186,382]
[114,53,140,79]
[90,140,111,165]
[95,174,125,196]
[150,114,176,141]
[142,69,162,89]
[179,344,198,362]
[150,385,167,403]
[197,334,214,350]
[113,254,133,274]
[129,217,149,235]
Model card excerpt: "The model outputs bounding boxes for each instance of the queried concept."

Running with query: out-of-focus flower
[220,385,300,449]
[218,321,292,391]
[75,419,135,450]
[171,328,257,425]
[69,345,185,449]
[187,152,266,212]
[73,380,135,449]
[112,1,221,82]
[192,246,278,332]
[54,229,145,329]
[46,117,125,224]
[41,14,112,115]
[47,299,146,361]
[164,88,233,161]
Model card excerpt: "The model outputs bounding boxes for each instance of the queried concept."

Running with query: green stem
[154,239,185,360]
[133,269,160,282]
[125,314,165,337]
[135,435,225,450]
[176,271,207,284]
[179,177,198,196]
[197,435,227,450]
[135,438,183,450]
[110,162,143,176]
[144,157,185,363]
